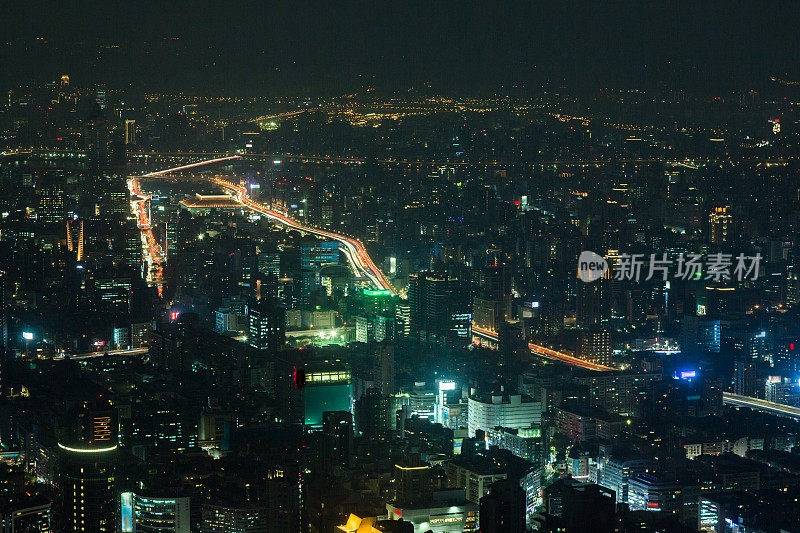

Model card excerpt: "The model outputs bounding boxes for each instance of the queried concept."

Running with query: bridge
[56,348,149,361]
[723,392,800,419]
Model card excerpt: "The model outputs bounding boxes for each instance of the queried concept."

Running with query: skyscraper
[479,479,526,533]
[124,119,136,145]
[38,181,66,223]
[577,328,612,367]
[321,411,353,475]
[408,271,471,344]
[709,206,733,244]
[354,387,391,438]
[58,402,118,533]
[246,297,285,352]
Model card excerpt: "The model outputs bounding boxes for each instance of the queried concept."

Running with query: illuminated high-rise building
[201,504,268,532]
[66,219,85,261]
[0,270,8,354]
[300,240,338,268]
[408,271,471,344]
[120,492,190,533]
[124,119,136,145]
[38,182,66,223]
[467,393,542,437]
[395,302,411,338]
[577,328,612,367]
[58,402,118,533]
[95,85,106,110]
[709,206,733,244]
[246,297,285,352]
[733,358,758,397]
[577,277,608,329]
[354,387,391,438]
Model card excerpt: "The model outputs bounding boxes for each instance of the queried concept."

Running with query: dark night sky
[3,1,800,94]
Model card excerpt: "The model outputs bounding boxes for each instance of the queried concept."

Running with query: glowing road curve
[211,177,396,294]
[136,155,396,295]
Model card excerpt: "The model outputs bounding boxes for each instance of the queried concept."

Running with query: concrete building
[467,393,542,437]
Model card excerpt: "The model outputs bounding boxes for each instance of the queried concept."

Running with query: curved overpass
[210,177,396,294]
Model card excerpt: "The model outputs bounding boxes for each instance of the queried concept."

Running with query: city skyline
[4,3,800,533]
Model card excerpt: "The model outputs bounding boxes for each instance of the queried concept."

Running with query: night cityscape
[5,3,800,532]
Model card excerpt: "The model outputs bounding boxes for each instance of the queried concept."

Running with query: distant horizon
[4,2,800,95]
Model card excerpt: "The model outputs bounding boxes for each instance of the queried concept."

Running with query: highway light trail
[137,155,396,295]
[723,392,800,419]
[472,324,614,371]
[211,177,397,294]
[130,155,241,296]
[528,343,615,371]
[128,178,164,295]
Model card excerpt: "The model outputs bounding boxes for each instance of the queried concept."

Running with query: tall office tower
[58,402,118,533]
[299,268,318,308]
[576,277,608,328]
[66,219,85,261]
[787,243,800,306]
[374,344,395,395]
[38,182,66,223]
[0,495,52,532]
[201,504,269,533]
[321,411,353,475]
[395,302,411,337]
[481,264,512,320]
[680,316,721,356]
[709,206,733,244]
[408,270,471,344]
[362,288,395,316]
[354,387,391,438]
[479,479,526,533]
[95,85,107,110]
[246,297,285,352]
[124,119,136,145]
[84,104,110,176]
[100,184,129,220]
[0,270,7,354]
[393,458,432,506]
[473,297,504,334]
[252,271,279,300]
[733,358,758,397]
[256,250,281,275]
[120,492,191,533]
[122,219,141,271]
[577,328,612,367]
[467,392,542,437]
